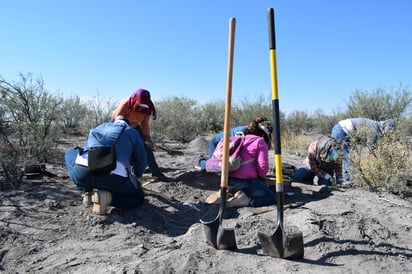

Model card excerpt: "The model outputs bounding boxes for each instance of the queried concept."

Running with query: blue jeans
[208,126,247,158]
[331,123,351,181]
[292,164,334,185]
[208,133,223,158]
[228,177,276,207]
[65,148,145,209]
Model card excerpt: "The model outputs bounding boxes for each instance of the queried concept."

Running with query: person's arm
[112,99,129,120]
[255,139,269,178]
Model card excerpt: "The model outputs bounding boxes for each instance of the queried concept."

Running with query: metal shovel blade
[200,196,237,250]
[201,215,237,250]
[258,225,304,259]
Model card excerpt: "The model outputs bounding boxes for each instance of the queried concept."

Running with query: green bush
[151,96,201,143]
[0,73,64,187]
[1,73,411,197]
[346,84,411,121]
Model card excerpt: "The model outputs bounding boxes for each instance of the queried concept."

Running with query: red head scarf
[127,88,157,120]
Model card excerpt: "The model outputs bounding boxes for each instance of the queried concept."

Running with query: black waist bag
[88,125,126,176]
[88,145,116,176]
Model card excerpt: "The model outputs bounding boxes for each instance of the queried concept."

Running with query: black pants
[135,125,161,176]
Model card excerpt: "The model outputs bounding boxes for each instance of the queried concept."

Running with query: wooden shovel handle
[220,18,236,189]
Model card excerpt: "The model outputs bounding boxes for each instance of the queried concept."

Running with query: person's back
[229,134,269,179]
[86,119,147,178]
[202,117,275,208]
[293,135,344,186]
[65,117,148,214]
[208,125,248,158]
[207,116,273,158]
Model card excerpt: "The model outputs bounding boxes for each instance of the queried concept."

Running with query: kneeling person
[65,116,147,214]
[198,119,276,208]
[292,135,345,186]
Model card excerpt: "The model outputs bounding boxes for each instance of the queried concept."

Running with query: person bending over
[198,118,275,208]
[112,88,169,181]
[65,116,147,214]
[292,135,345,187]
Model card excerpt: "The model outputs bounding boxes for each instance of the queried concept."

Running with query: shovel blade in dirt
[201,188,237,250]
[257,8,304,260]
[258,226,304,259]
[201,214,237,250]
[200,17,237,251]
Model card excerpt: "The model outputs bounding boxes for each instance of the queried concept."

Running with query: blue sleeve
[230,126,247,136]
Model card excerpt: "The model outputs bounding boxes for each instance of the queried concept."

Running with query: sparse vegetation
[1,73,411,196]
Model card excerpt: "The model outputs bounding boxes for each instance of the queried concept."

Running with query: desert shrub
[284,110,314,135]
[346,84,412,121]
[311,108,345,135]
[396,116,412,136]
[60,95,90,134]
[231,95,272,128]
[152,96,201,143]
[349,131,412,197]
[0,73,64,187]
[197,100,225,134]
[82,96,119,130]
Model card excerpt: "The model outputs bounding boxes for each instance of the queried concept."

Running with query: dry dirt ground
[1,135,411,274]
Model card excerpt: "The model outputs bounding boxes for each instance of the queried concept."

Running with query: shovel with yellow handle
[257,8,304,259]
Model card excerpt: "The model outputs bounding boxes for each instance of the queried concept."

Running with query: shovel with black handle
[200,17,237,250]
[257,8,304,259]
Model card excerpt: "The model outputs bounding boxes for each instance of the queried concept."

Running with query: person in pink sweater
[199,118,276,208]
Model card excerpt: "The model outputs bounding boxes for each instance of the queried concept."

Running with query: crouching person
[198,119,276,208]
[292,135,345,186]
[65,116,147,214]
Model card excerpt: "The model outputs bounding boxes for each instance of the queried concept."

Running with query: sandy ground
[1,135,411,274]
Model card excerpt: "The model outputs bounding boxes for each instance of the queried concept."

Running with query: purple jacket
[229,134,269,179]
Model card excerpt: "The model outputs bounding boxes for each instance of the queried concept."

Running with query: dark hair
[245,116,272,147]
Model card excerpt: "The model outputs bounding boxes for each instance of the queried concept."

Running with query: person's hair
[245,116,272,146]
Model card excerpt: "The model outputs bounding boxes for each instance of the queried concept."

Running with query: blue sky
[1,0,411,114]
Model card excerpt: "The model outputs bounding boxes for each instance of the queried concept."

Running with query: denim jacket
[84,120,147,178]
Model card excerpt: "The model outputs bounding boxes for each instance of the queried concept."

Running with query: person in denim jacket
[65,116,147,214]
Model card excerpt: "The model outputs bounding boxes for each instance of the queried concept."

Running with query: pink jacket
[229,134,269,179]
